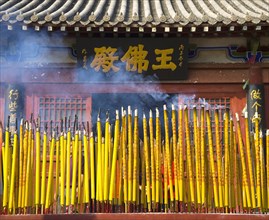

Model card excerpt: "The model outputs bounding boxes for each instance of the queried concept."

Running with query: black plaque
[77,37,188,82]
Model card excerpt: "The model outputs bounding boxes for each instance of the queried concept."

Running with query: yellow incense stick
[96,115,102,203]
[121,110,128,211]
[40,128,47,210]
[24,123,32,209]
[109,110,120,202]
[3,124,10,209]
[163,145,168,211]
[235,113,251,208]
[254,112,261,209]
[244,112,256,208]
[214,109,223,208]
[8,130,18,212]
[60,132,65,207]
[90,133,95,200]
[18,119,24,210]
[206,110,219,207]
[266,129,269,209]
[259,131,266,211]
[184,106,195,204]
[71,130,79,206]
[78,131,82,205]
[45,132,55,210]
[200,106,206,206]
[155,108,160,204]
[164,105,174,204]
[66,129,71,207]
[55,137,60,205]
[132,109,138,203]
[143,113,152,211]
[171,105,179,203]
[223,110,229,208]
[149,110,156,205]
[193,106,201,205]
[35,126,41,208]
[104,114,110,202]
[178,105,184,202]
[83,130,90,204]
[127,106,133,204]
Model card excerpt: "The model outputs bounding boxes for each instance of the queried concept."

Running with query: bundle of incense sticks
[0,105,269,215]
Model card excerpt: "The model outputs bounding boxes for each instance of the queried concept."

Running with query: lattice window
[38,96,89,131]
[183,97,231,144]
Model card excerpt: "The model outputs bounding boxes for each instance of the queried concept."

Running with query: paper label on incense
[235,113,239,121]
[156,108,159,117]
[244,112,248,118]
[254,112,258,118]
[172,104,175,111]
[116,110,119,119]
[266,129,269,136]
[149,110,152,118]
[179,105,182,110]
[128,106,132,115]
[134,109,138,117]
[163,105,167,111]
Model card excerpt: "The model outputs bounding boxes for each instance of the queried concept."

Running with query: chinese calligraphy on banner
[247,84,265,131]
[5,84,24,135]
[77,38,188,81]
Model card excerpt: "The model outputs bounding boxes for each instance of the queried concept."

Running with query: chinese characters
[82,43,184,74]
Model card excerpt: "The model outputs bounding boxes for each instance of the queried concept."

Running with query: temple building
[0,0,269,218]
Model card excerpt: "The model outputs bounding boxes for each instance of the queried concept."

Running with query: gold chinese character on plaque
[121,44,149,74]
[152,48,176,71]
[90,47,119,73]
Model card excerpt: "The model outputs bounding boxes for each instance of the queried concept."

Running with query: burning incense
[259,131,266,211]
[132,109,138,206]
[200,106,206,207]
[127,106,133,210]
[164,105,174,210]
[121,110,128,212]
[214,109,223,209]
[171,104,179,208]
[45,131,55,212]
[193,106,201,207]
[235,113,251,208]
[77,131,82,206]
[89,132,95,205]
[178,105,184,204]
[24,122,32,211]
[71,130,79,209]
[155,108,160,207]
[96,114,102,207]
[55,132,60,209]
[254,112,261,209]
[184,105,195,205]
[143,113,152,212]
[266,129,269,209]
[40,125,47,213]
[65,126,71,210]
[149,109,156,209]
[3,117,10,211]
[104,113,110,204]
[109,110,120,203]
[60,127,66,209]
[223,110,229,209]
[244,112,256,209]
[8,127,18,212]
[35,120,41,212]
[83,129,90,208]
[206,110,219,208]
